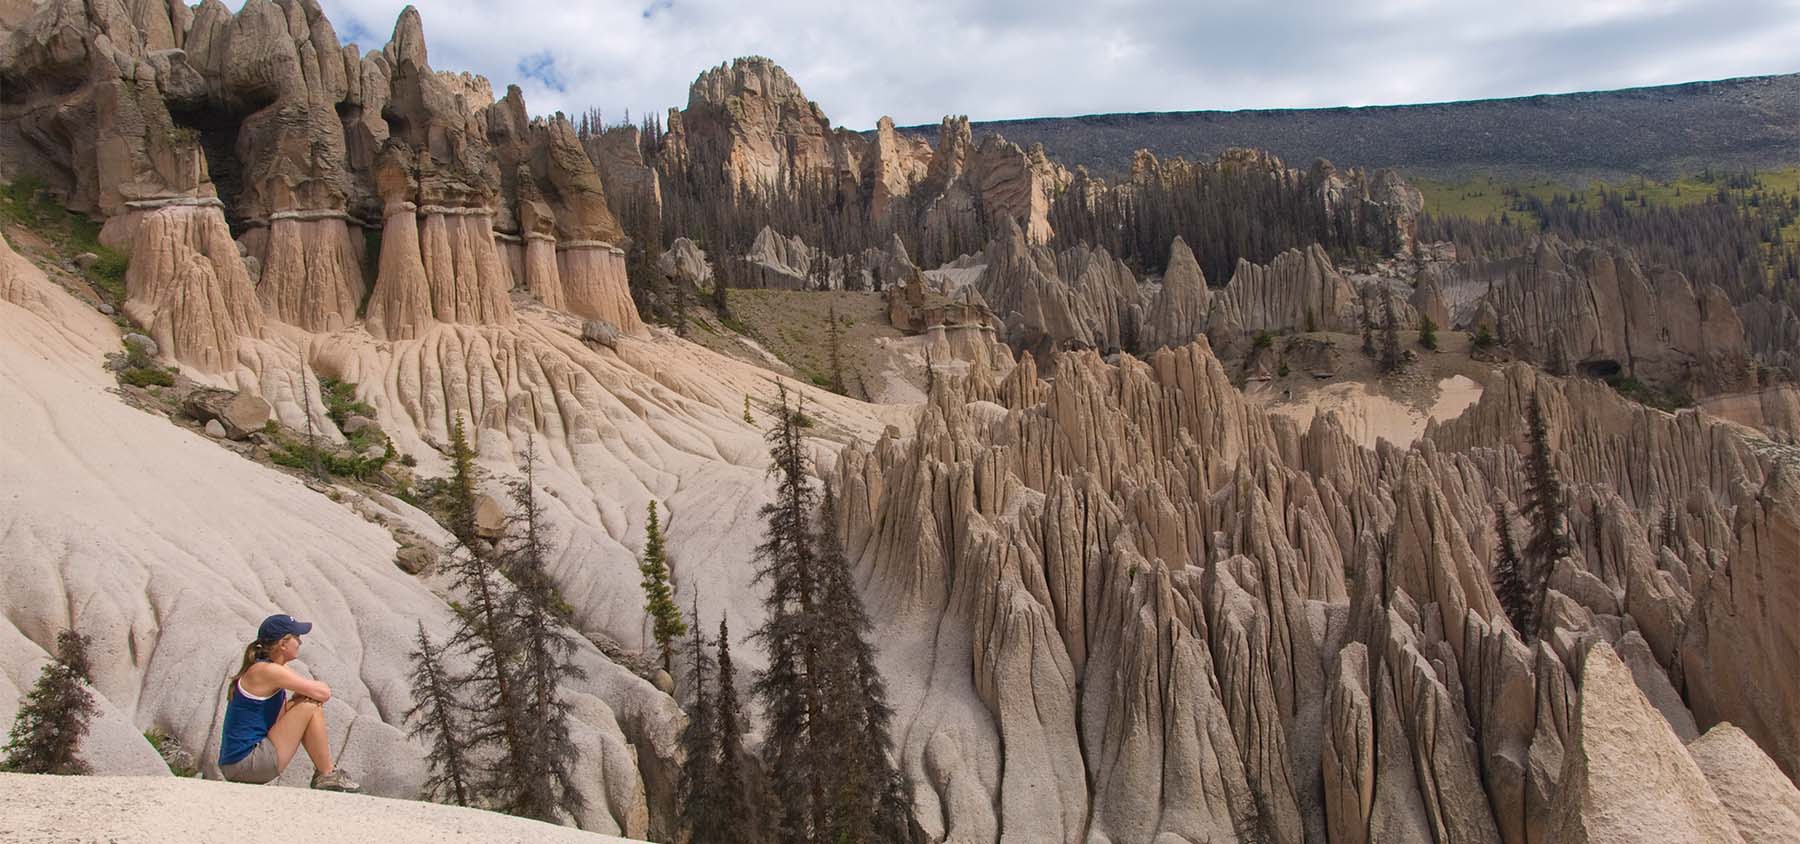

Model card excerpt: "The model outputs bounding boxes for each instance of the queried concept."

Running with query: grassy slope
[681,289,903,401]
[1413,166,1800,237]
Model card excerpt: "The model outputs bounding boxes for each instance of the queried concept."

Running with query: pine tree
[750,382,823,841]
[1490,505,1535,641]
[714,615,759,844]
[825,304,846,395]
[404,622,473,806]
[441,421,529,815]
[1521,391,1573,633]
[1380,289,1403,373]
[1,630,96,775]
[743,395,756,426]
[1418,315,1438,351]
[1359,288,1376,357]
[813,483,912,843]
[494,436,587,821]
[640,500,686,673]
[445,415,481,546]
[712,273,732,320]
[677,600,725,840]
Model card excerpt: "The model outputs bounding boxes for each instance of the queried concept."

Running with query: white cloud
[312,0,1800,130]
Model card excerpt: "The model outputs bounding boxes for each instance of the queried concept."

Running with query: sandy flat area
[0,773,645,843]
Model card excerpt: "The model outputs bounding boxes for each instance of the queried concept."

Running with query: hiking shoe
[311,768,361,792]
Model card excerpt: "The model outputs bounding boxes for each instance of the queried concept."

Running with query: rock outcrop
[657,61,1068,252]
[3,0,643,351]
[1546,643,1743,844]
[1438,236,1751,394]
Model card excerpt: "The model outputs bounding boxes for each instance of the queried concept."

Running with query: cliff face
[1438,236,1752,392]
[658,58,1069,245]
[0,0,639,365]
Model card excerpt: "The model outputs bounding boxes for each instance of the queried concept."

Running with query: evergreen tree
[712,272,732,320]
[444,415,481,546]
[813,484,913,843]
[441,420,529,815]
[1418,315,1438,351]
[1380,289,1403,373]
[1359,288,1376,357]
[750,382,824,841]
[825,304,846,395]
[496,435,587,821]
[1,630,96,775]
[640,500,686,673]
[1521,391,1573,633]
[1490,505,1535,641]
[404,622,472,806]
[714,615,759,844]
[677,599,724,841]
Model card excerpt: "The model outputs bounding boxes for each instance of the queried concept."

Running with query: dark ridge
[893,72,1800,182]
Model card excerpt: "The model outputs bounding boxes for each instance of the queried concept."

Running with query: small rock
[343,415,380,435]
[123,333,159,358]
[204,419,227,438]
[474,493,507,539]
[360,444,386,460]
[395,546,435,575]
[582,319,621,349]
[221,392,272,439]
[73,252,100,270]
[652,669,675,695]
[96,302,116,316]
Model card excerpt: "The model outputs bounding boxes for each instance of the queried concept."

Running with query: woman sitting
[217,614,360,791]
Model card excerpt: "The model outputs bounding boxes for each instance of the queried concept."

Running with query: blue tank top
[219,666,286,765]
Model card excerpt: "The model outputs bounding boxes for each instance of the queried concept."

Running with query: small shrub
[1277,362,1290,378]
[1419,316,1439,351]
[1472,324,1496,352]
[317,377,375,428]
[1252,330,1274,350]
[143,728,198,777]
[121,366,174,388]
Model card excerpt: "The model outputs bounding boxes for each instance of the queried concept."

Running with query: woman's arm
[244,662,332,702]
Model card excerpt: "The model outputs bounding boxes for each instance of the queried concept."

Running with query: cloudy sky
[316,0,1800,130]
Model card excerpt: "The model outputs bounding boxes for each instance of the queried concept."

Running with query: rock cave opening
[167,103,249,234]
[1579,359,1623,379]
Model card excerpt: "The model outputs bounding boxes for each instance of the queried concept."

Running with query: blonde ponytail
[227,639,270,692]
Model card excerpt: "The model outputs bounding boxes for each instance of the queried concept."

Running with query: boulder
[204,419,227,438]
[1544,642,1743,844]
[182,389,272,440]
[474,493,507,539]
[123,333,160,359]
[394,546,435,575]
[1687,723,1800,844]
[73,252,100,270]
[343,415,380,436]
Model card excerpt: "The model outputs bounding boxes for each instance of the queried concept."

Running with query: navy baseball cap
[257,614,313,643]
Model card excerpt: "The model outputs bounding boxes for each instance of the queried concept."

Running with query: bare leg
[265,698,333,776]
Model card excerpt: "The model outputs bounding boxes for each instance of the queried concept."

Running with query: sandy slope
[0,773,644,843]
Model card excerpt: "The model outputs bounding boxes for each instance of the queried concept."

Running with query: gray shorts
[220,737,279,784]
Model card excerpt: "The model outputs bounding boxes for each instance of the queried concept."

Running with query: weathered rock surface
[1688,723,1800,844]
[1545,642,1743,844]
[1437,236,1751,394]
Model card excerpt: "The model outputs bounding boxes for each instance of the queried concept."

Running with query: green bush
[1604,374,1694,413]
[1252,330,1274,349]
[1419,316,1439,351]
[120,366,174,388]
[1472,324,1497,351]
[317,377,375,428]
